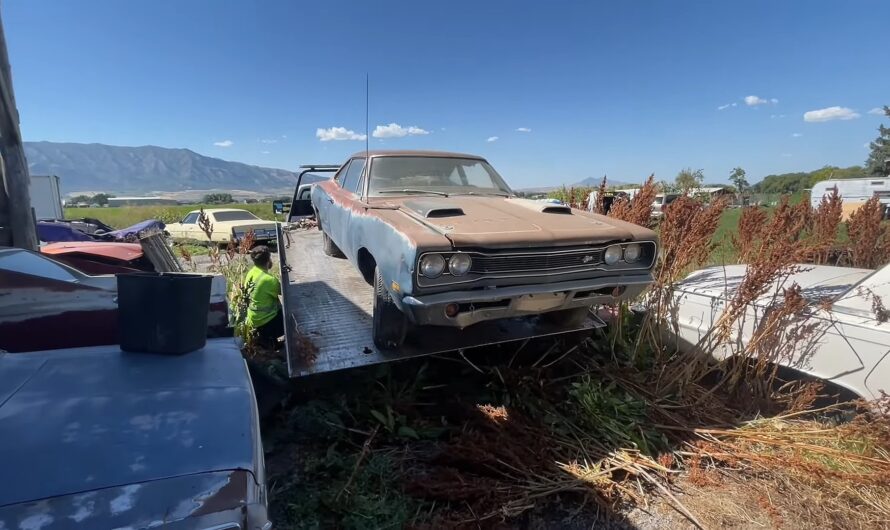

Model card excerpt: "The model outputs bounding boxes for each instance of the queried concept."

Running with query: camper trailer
[810,178,890,219]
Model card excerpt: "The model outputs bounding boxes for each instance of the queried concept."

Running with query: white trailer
[29,175,63,220]
[810,177,890,210]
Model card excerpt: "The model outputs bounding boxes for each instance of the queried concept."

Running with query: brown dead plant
[847,195,890,269]
[808,187,843,265]
[591,176,608,215]
[608,174,657,227]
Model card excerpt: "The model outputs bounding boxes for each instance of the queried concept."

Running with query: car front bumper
[400,273,652,328]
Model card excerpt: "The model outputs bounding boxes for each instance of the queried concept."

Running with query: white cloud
[487,136,499,142]
[261,150,270,154]
[744,95,769,106]
[516,127,532,132]
[803,106,861,122]
[316,126,367,141]
[259,138,278,144]
[371,123,430,138]
[791,133,803,137]
[213,140,233,147]
[770,98,779,104]
[868,107,885,115]
[770,114,786,119]
[717,102,737,110]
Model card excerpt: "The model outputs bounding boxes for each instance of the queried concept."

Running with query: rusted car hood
[384,196,651,248]
[0,340,259,510]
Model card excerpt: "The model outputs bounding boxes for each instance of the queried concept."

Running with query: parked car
[671,263,890,400]
[0,339,270,529]
[41,241,157,274]
[311,150,658,349]
[0,247,228,352]
[166,209,277,245]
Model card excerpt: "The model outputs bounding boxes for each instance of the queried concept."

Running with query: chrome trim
[416,241,657,287]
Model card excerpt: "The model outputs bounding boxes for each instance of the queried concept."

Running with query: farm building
[107,196,178,207]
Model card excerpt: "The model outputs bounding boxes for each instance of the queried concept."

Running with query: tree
[675,167,704,193]
[728,167,748,204]
[68,194,92,205]
[202,193,234,204]
[91,193,114,206]
[865,105,890,178]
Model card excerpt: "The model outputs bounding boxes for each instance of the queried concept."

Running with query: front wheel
[322,231,344,258]
[372,266,408,350]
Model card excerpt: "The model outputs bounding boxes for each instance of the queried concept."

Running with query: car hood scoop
[402,200,465,218]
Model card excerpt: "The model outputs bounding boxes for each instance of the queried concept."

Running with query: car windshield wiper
[377,189,450,197]
[454,191,510,197]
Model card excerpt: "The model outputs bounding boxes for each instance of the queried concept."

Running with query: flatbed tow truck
[276,166,604,377]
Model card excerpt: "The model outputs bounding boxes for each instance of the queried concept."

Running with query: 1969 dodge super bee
[311,150,658,349]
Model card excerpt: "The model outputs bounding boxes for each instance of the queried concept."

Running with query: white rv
[810,177,890,211]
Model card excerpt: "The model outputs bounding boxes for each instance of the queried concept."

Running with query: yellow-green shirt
[244,265,280,328]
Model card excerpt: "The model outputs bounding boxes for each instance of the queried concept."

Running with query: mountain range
[24,141,303,195]
[24,141,625,196]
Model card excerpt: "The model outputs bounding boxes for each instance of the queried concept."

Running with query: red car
[0,247,228,352]
[41,241,156,274]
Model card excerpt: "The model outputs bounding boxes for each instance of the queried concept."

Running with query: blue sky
[4,0,889,188]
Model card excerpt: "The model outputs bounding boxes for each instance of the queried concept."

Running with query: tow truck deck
[276,165,604,378]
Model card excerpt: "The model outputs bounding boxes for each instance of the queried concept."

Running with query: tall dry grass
[808,187,843,264]
[847,196,890,269]
[608,174,657,227]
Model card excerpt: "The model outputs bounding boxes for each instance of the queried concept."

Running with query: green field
[64,202,282,229]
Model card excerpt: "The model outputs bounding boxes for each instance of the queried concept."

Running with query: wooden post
[0,9,38,250]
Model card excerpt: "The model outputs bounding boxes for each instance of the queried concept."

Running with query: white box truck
[29,175,63,220]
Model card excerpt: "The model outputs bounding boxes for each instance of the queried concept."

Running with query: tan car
[166,208,277,245]
[311,150,658,349]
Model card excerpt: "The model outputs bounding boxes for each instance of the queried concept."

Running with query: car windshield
[212,211,259,222]
[367,157,512,197]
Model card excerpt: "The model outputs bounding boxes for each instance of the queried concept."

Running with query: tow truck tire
[373,267,407,350]
[322,231,344,258]
[542,307,590,327]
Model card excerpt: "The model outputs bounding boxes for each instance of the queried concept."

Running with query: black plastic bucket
[117,272,213,354]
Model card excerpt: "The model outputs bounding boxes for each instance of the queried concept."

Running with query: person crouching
[244,245,283,347]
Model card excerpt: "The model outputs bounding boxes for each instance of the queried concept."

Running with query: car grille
[470,249,604,274]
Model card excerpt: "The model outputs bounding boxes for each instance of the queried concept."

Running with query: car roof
[347,149,486,160]
[195,208,254,214]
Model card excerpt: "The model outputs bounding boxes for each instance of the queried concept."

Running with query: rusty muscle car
[311,150,658,349]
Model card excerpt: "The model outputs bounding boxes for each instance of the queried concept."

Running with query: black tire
[542,307,590,327]
[321,230,345,258]
[372,266,408,350]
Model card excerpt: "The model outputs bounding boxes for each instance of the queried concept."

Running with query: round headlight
[419,254,446,278]
[624,243,642,263]
[448,253,472,276]
[604,245,622,265]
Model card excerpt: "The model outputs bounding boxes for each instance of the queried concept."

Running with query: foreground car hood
[0,340,259,508]
[675,264,873,305]
[393,196,648,248]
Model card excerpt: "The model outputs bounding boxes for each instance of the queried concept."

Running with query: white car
[166,208,277,245]
[672,263,890,400]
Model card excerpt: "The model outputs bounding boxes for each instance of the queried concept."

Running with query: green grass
[64,202,282,229]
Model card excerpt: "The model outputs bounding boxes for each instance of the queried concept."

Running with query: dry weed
[808,187,843,264]
[608,175,657,227]
[847,195,890,269]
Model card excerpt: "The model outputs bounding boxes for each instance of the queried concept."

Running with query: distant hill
[750,166,867,195]
[517,177,634,194]
[24,141,309,195]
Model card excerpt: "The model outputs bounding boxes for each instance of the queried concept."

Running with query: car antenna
[365,73,370,161]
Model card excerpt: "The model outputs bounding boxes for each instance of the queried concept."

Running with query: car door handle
[327,198,334,204]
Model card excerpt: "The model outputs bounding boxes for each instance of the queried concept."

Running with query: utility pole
[0,9,37,250]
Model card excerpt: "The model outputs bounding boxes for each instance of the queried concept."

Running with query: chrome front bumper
[400,274,652,328]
